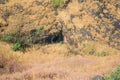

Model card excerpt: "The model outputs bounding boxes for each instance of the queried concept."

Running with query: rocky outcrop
[0,0,119,50]
[59,0,120,50]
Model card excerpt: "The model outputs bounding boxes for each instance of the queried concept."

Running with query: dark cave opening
[30,29,64,44]
[45,30,64,44]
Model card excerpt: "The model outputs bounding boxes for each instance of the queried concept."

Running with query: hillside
[0,0,120,80]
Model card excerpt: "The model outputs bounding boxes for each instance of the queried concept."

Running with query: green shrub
[51,0,64,8]
[0,34,16,43]
[0,33,27,51]
[0,33,23,51]
[12,42,22,51]
[105,66,120,80]
[36,25,44,35]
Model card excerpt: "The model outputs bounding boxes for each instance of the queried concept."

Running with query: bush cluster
[0,33,22,51]
[51,0,64,8]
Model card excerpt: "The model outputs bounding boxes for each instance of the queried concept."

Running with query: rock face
[59,0,120,50]
[0,0,120,50]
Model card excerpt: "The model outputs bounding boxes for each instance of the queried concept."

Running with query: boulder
[92,75,104,80]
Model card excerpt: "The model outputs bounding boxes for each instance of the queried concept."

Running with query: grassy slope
[0,42,120,80]
[0,0,120,80]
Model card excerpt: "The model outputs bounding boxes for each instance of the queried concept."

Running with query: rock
[30,29,37,37]
[78,0,86,3]
[31,30,63,44]
[46,30,63,43]
[64,0,72,4]
[64,0,72,7]
[113,21,120,29]
[0,0,8,4]
[0,65,4,68]
[92,75,104,80]
[34,0,42,6]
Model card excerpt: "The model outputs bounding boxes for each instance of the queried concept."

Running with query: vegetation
[79,41,117,57]
[82,46,108,57]
[12,42,22,51]
[0,34,16,43]
[51,0,64,8]
[36,25,44,35]
[0,47,22,75]
[0,25,44,51]
[95,52,107,57]
[0,0,120,80]
[105,66,120,80]
[0,33,23,51]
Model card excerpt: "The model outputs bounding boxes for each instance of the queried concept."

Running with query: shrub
[12,42,22,51]
[0,34,16,43]
[0,33,25,51]
[36,25,44,35]
[51,0,64,8]
[105,66,120,80]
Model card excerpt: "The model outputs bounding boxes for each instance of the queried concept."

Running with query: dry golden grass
[0,42,70,69]
[80,41,120,56]
[0,0,120,79]
[0,41,120,80]
[0,42,25,75]
[0,54,120,80]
